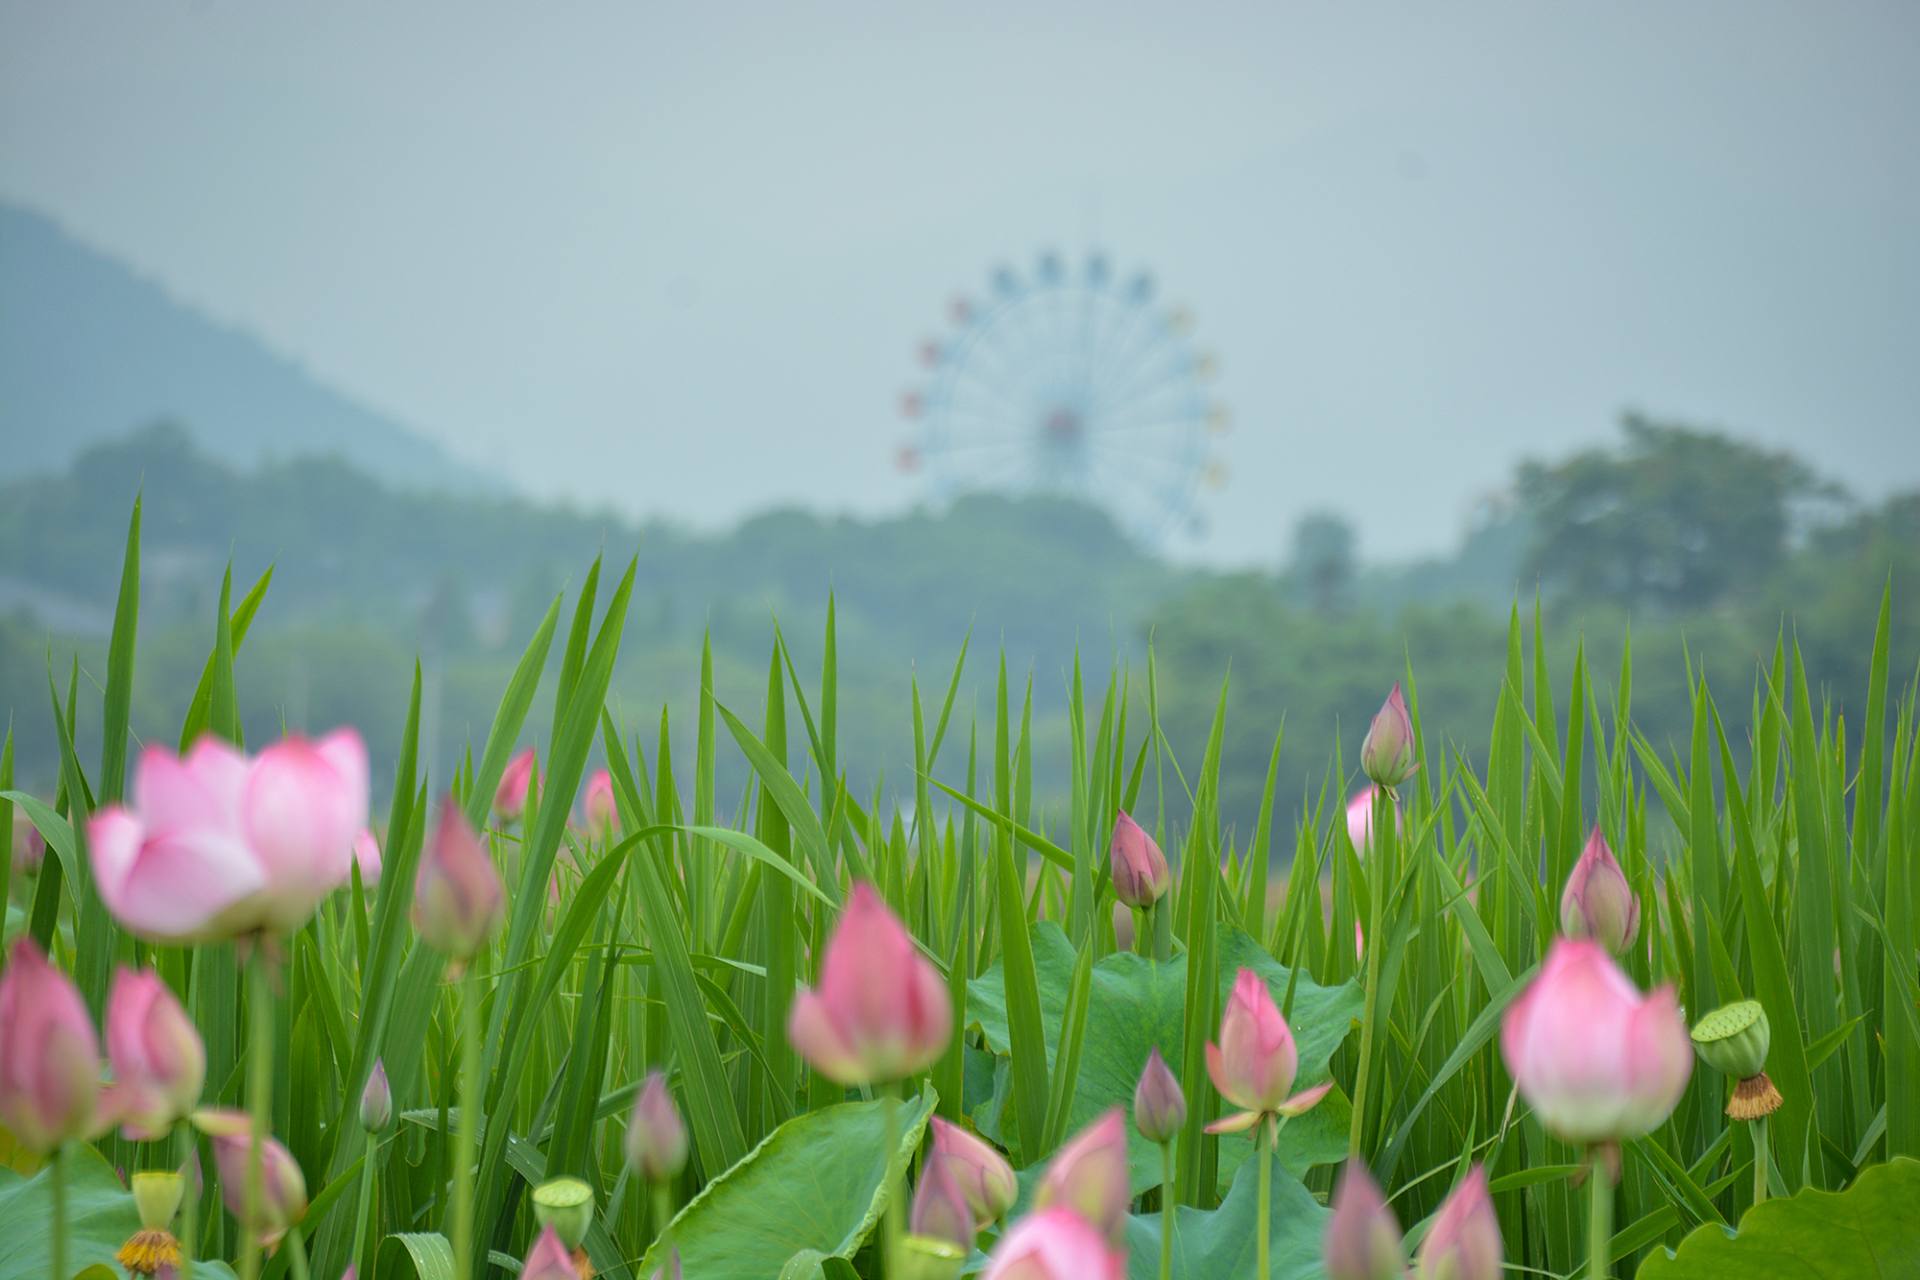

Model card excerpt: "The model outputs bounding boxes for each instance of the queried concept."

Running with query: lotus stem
[241,955,273,1280]
[49,1141,68,1280]
[453,968,482,1280]
[1256,1116,1274,1279]
[1752,1113,1769,1205]
[1588,1147,1613,1280]
[1159,1140,1175,1280]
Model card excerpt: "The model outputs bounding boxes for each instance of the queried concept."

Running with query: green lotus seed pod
[531,1177,595,1250]
[1691,999,1770,1080]
[894,1236,967,1280]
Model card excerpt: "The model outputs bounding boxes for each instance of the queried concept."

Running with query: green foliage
[1123,1155,1329,1280]
[0,1146,237,1280]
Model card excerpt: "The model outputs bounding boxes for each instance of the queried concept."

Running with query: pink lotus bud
[519,1224,579,1280]
[1414,1165,1502,1280]
[241,729,370,932]
[909,1147,975,1249]
[1035,1109,1130,1242]
[1345,787,1376,851]
[103,967,205,1140]
[1132,1047,1185,1144]
[197,1108,309,1246]
[981,1206,1126,1280]
[494,749,539,821]
[1110,900,1135,951]
[583,769,618,839]
[1205,968,1333,1133]
[0,939,100,1152]
[928,1116,1017,1226]
[352,829,382,888]
[786,883,951,1084]
[1360,684,1416,787]
[1560,827,1639,954]
[11,809,45,873]
[1108,812,1170,909]
[1324,1162,1405,1280]
[625,1070,688,1181]
[1500,939,1692,1142]
[360,1060,392,1132]
[412,799,506,959]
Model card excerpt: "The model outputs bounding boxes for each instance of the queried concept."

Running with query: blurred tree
[1287,511,1357,613]
[418,570,477,654]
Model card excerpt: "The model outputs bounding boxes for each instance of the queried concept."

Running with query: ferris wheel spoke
[1086,347,1198,417]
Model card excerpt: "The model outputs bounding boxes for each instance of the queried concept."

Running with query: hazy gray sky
[3,1,1916,563]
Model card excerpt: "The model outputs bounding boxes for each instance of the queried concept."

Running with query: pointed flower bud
[1415,1166,1502,1280]
[1205,968,1334,1134]
[520,1224,580,1280]
[625,1070,688,1182]
[1111,899,1136,951]
[981,1207,1126,1280]
[1691,999,1782,1120]
[412,799,505,960]
[102,966,205,1140]
[494,749,539,821]
[928,1116,1017,1226]
[1132,1047,1186,1145]
[352,828,382,887]
[1035,1109,1130,1243]
[532,1177,595,1250]
[11,809,45,872]
[360,1060,393,1132]
[1324,1162,1406,1280]
[1108,811,1170,910]
[1560,827,1639,954]
[786,883,951,1084]
[909,1149,975,1249]
[583,769,618,840]
[0,939,100,1152]
[195,1108,309,1247]
[1360,684,1416,787]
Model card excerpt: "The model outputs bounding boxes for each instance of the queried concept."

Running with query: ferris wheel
[895,251,1230,544]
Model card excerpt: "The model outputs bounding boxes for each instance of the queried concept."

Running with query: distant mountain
[0,202,500,493]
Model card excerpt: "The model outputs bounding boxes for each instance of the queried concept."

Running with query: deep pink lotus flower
[1560,827,1639,954]
[1324,1162,1405,1280]
[786,883,951,1084]
[0,939,100,1152]
[1132,1046,1186,1145]
[1035,1109,1130,1242]
[519,1224,578,1280]
[197,1108,308,1246]
[909,1148,976,1249]
[352,829,382,887]
[625,1070,688,1182]
[103,967,204,1139]
[1205,968,1334,1133]
[412,799,506,960]
[89,731,368,941]
[494,749,539,821]
[982,1206,1126,1280]
[1501,939,1692,1142]
[1360,684,1416,787]
[360,1060,392,1132]
[928,1116,1017,1226]
[1415,1165,1502,1280]
[583,769,618,839]
[1109,811,1170,909]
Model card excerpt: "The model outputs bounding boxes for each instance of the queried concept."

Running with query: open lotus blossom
[927,1116,1017,1226]
[1324,1161,1406,1280]
[1501,939,1692,1143]
[982,1206,1127,1280]
[1559,827,1639,954]
[625,1070,689,1182]
[1132,1046,1186,1144]
[352,828,382,887]
[0,939,100,1152]
[786,882,951,1084]
[520,1224,580,1280]
[1360,684,1417,787]
[1035,1109,1131,1243]
[103,967,205,1139]
[1205,968,1334,1133]
[495,748,539,821]
[1415,1165,1502,1280]
[197,1108,309,1247]
[1109,811,1170,909]
[89,731,368,941]
[412,799,506,960]
[583,768,618,839]
[909,1148,976,1249]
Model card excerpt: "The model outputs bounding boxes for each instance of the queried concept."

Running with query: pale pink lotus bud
[360,1060,392,1132]
[786,883,951,1084]
[910,1147,976,1249]
[1111,900,1136,951]
[1360,684,1416,787]
[981,1207,1126,1280]
[1324,1162,1405,1280]
[583,769,618,839]
[1205,968,1333,1133]
[1560,827,1639,954]
[11,809,45,873]
[0,939,100,1152]
[1500,939,1692,1142]
[241,729,370,931]
[1035,1109,1130,1242]
[103,967,205,1140]
[519,1224,578,1280]
[1414,1165,1502,1280]
[928,1116,1017,1226]
[352,829,382,888]
[197,1108,308,1246]
[412,799,506,959]
[1132,1047,1185,1145]
[1345,787,1376,851]
[1108,812,1170,909]
[494,749,539,821]
[625,1070,688,1182]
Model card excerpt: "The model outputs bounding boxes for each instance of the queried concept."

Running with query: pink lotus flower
[1205,968,1334,1133]
[412,799,506,960]
[982,1207,1126,1280]
[103,967,205,1139]
[1109,811,1170,909]
[360,1060,392,1132]
[89,731,368,941]
[1415,1165,1502,1280]
[1324,1162,1405,1280]
[1501,939,1692,1142]
[1560,827,1639,954]
[909,1147,975,1249]
[352,829,382,887]
[519,1224,578,1280]
[0,939,100,1152]
[1132,1046,1186,1145]
[583,769,618,839]
[1035,1109,1130,1242]
[928,1116,1017,1226]
[197,1108,308,1246]
[1360,684,1417,787]
[625,1070,688,1182]
[786,883,951,1084]
[495,749,539,821]
[1345,787,1377,851]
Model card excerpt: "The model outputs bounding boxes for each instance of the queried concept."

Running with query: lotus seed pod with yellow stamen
[118,1170,187,1277]
[1692,999,1783,1119]
[531,1177,595,1251]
